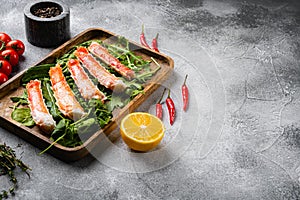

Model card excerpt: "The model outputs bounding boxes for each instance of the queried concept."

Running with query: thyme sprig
[0,143,31,199]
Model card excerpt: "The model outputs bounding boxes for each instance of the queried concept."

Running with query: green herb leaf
[10,90,28,106]
[10,97,27,105]
[88,98,112,128]
[41,81,61,119]
[107,95,125,112]
[51,118,68,138]
[22,64,54,84]
[11,108,35,127]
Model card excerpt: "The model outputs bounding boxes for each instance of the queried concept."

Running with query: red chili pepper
[156,88,166,120]
[166,89,176,125]
[151,33,159,52]
[182,74,189,111]
[140,24,150,49]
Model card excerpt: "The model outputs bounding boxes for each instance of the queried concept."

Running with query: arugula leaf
[42,114,100,151]
[41,81,61,119]
[11,108,35,127]
[39,119,68,155]
[75,118,99,142]
[79,39,102,48]
[10,90,28,105]
[22,64,54,84]
[107,95,125,112]
[49,119,68,142]
[88,99,112,128]
[10,97,28,105]
[45,118,79,149]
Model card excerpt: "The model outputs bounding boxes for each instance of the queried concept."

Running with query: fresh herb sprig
[0,143,31,199]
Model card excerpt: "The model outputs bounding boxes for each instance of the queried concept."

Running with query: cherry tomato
[6,40,25,56]
[0,72,8,85]
[0,59,12,76]
[0,32,12,45]
[1,49,19,67]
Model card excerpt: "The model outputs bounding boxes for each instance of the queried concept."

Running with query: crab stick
[49,65,85,120]
[67,59,106,102]
[74,47,126,93]
[88,42,135,80]
[26,80,56,133]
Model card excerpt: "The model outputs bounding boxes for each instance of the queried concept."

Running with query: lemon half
[120,112,165,152]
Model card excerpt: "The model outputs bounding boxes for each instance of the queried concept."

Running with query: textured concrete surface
[1,0,300,199]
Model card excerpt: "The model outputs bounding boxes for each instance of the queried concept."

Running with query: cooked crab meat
[26,80,56,133]
[67,59,106,102]
[49,65,85,120]
[88,42,135,80]
[74,46,126,93]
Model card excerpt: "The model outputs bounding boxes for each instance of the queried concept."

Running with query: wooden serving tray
[0,28,174,162]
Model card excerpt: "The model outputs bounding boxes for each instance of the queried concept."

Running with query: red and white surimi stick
[49,65,85,120]
[88,42,135,80]
[74,47,126,93]
[26,80,56,133]
[67,59,106,102]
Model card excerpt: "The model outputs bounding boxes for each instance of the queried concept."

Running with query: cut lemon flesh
[120,112,165,152]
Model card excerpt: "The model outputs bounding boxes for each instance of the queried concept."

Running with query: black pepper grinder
[24,0,70,47]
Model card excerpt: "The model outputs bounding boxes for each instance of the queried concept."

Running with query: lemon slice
[120,112,165,152]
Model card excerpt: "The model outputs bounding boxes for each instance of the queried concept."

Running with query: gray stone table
[1,0,300,199]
